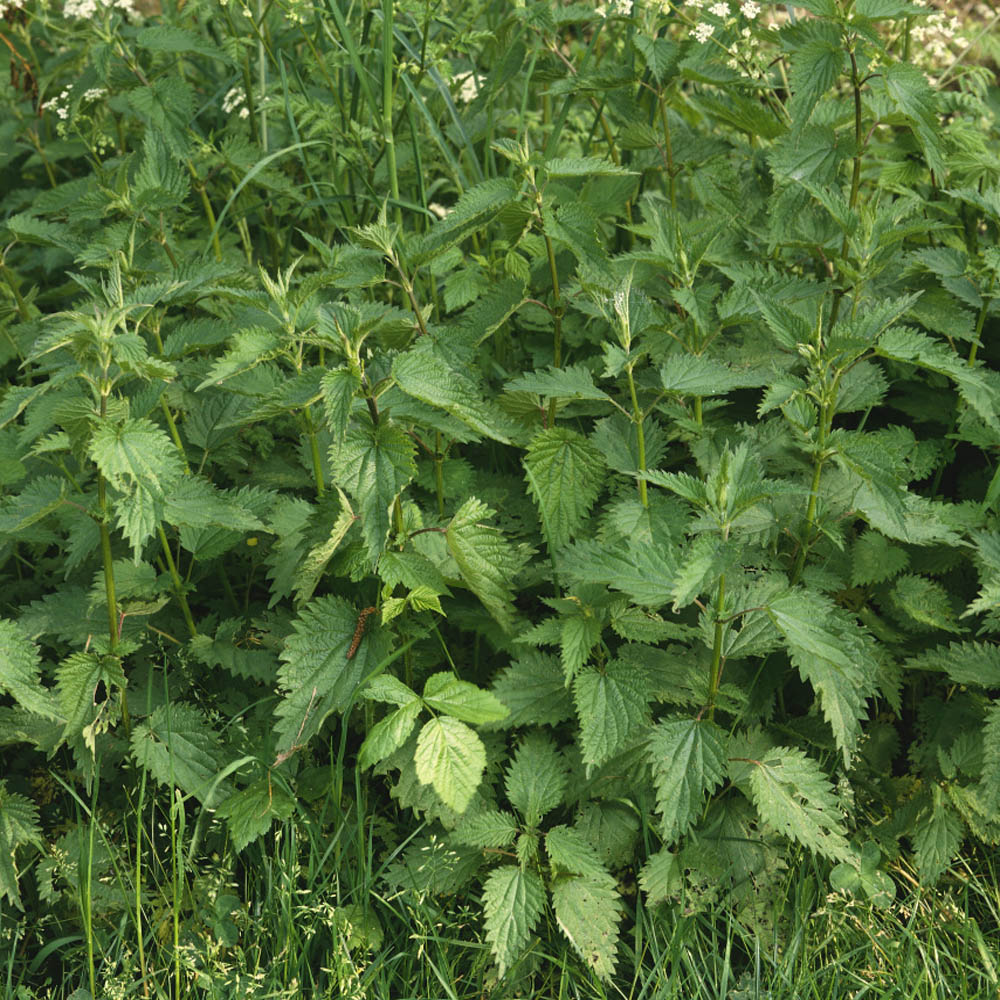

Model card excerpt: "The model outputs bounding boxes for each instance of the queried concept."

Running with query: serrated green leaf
[422,672,509,725]
[523,427,604,551]
[482,865,546,977]
[0,619,58,719]
[330,418,415,563]
[414,715,486,813]
[639,847,682,905]
[491,652,575,728]
[56,652,126,748]
[546,825,610,879]
[89,417,184,497]
[768,591,873,765]
[912,791,963,883]
[545,155,635,178]
[276,596,391,754]
[505,732,568,827]
[906,642,1000,688]
[883,63,945,178]
[453,809,519,848]
[561,538,678,607]
[358,701,423,769]
[446,498,526,631]
[393,340,516,444]
[890,574,961,633]
[746,748,853,862]
[320,366,360,443]
[0,780,42,910]
[551,874,621,980]
[130,703,233,807]
[215,778,294,852]
[851,531,909,586]
[647,717,727,841]
[506,364,611,402]
[574,660,650,768]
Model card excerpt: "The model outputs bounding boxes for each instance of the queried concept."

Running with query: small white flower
[709,1,729,16]
[693,20,715,41]
[428,202,451,219]
[613,0,634,13]
[740,0,760,18]
[454,71,484,104]
[222,86,246,114]
[83,87,107,102]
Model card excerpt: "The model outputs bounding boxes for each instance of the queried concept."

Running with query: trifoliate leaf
[422,673,509,725]
[647,717,727,841]
[358,701,423,770]
[482,865,546,978]
[523,427,605,550]
[414,715,486,813]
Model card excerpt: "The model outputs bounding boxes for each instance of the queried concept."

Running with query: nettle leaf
[523,427,605,550]
[410,177,518,260]
[215,778,295,852]
[453,809,520,848]
[482,865,546,978]
[647,717,727,842]
[561,538,678,607]
[0,780,42,910]
[506,364,611,402]
[851,530,909,586]
[544,155,635,178]
[551,874,621,981]
[912,790,963,883]
[889,574,962,633]
[906,642,1000,688]
[422,673,509,725]
[559,613,603,683]
[767,591,873,765]
[746,748,853,863]
[882,62,945,178]
[0,619,58,719]
[275,596,391,754]
[392,340,516,444]
[788,39,843,129]
[320,366,361,443]
[330,418,416,563]
[414,714,486,813]
[56,652,126,746]
[491,652,575,728]
[446,498,526,632]
[639,847,682,905]
[659,355,765,396]
[574,660,650,768]
[89,417,184,496]
[505,731,568,827]
[130,703,233,807]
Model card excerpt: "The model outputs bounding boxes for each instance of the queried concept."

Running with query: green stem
[540,224,563,425]
[434,431,445,519]
[707,573,726,721]
[626,363,648,508]
[967,277,994,368]
[382,0,402,230]
[791,397,833,585]
[658,90,677,214]
[303,407,326,497]
[158,524,198,638]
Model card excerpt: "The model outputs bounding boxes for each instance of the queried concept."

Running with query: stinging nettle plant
[1,0,1000,989]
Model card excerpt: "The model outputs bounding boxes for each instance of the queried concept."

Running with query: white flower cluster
[222,86,250,119]
[48,87,72,121]
[909,3,962,68]
[453,71,485,104]
[63,0,138,18]
[686,0,763,45]
[596,0,633,16]
[83,87,107,102]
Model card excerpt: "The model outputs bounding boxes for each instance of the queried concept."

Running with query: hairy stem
[707,572,727,720]
[157,524,198,638]
[625,363,648,508]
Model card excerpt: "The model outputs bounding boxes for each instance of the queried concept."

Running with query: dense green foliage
[1,0,1000,995]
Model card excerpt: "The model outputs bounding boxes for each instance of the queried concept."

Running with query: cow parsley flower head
[709,1,730,16]
[693,20,714,41]
[454,71,485,104]
[740,0,760,18]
